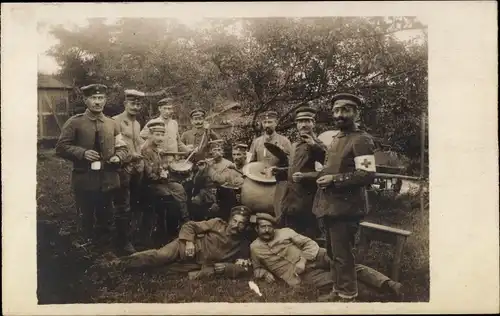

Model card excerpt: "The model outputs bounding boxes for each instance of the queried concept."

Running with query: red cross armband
[354,155,376,172]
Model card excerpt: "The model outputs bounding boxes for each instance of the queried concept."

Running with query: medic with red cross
[311,93,377,302]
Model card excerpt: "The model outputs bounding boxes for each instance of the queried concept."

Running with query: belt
[73,164,120,173]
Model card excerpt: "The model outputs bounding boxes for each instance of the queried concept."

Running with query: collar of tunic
[84,109,105,122]
[117,112,138,125]
[336,125,360,138]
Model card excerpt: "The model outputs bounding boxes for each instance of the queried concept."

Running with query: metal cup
[90,161,102,170]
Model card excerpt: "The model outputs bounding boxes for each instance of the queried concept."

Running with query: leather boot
[382,280,404,300]
[115,216,137,255]
[179,201,190,224]
[318,290,357,302]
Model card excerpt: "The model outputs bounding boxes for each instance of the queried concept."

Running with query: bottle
[91,130,103,170]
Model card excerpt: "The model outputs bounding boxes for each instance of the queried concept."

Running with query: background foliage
[46,17,428,175]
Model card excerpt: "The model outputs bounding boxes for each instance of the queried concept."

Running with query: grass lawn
[36,149,429,304]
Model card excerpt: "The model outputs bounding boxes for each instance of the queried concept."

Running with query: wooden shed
[38,74,73,140]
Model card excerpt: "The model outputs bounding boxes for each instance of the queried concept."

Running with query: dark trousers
[280,212,320,240]
[216,186,241,220]
[75,189,115,240]
[321,216,361,299]
[114,170,144,246]
[143,183,189,246]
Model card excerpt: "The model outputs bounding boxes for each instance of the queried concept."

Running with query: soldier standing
[180,108,220,163]
[112,89,146,254]
[274,106,327,239]
[248,111,292,167]
[231,143,249,172]
[248,111,292,216]
[140,97,191,158]
[312,93,377,302]
[55,84,129,248]
[180,108,220,214]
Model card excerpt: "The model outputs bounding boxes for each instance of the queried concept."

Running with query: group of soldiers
[55,83,402,302]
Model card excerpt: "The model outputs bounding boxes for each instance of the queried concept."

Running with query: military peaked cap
[189,108,207,118]
[124,89,145,99]
[157,97,175,107]
[230,205,252,218]
[259,111,278,120]
[208,139,224,149]
[81,84,108,97]
[232,143,249,151]
[295,106,317,121]
[147,121,166,133]
[331,93,364,108]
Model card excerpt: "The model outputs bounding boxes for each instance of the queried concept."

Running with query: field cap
[81,84,107,97]
[331,93,364,108]
[147,121,166,133]
[295,106,317,121]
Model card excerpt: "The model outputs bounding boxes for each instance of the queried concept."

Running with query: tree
[47,16,428,175]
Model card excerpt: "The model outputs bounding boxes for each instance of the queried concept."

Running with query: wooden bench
[357,221,412,282]
[314,221,411,282]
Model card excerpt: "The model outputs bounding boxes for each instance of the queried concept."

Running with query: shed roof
[38,74,72,89]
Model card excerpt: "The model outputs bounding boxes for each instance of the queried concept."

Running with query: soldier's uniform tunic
[250,226,391,292]
[140,117,189,154]
[249,132,292,216]
[248,132,292,167]
[275,106,327,238]
[192,140,244,220]
[141,139,190,238]
[55,109,129,240]
[312,125,376,299]
[277,136,326,238]
[113,209,252,280]
[180,108,221,217]
[112,109,145,244]
[180,128,220,163]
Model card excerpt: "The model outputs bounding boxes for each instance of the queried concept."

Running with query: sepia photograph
[35,13,430,304]
[2,2,498,315]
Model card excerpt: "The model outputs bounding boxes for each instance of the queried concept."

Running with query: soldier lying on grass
[98,206,254,280]
[250,213,403,301]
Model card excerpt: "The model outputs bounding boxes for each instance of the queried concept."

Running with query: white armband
[354,155,376,172]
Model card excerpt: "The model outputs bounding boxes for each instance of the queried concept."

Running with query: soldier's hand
[185,241,195,258]
[268,166,278,175]
[264,272,275,283]
[300,133,315,145]
[108,155,120,164]
[186,144,194,152]
[160,169,169,179]
[131,153,143,161]
[84,150,101,162]
[208,203,220,213]
[203,121,210,130]
[214,262,226,274]
[294,257,306,275]
[292,172,304,183]
[236,259,252,267]
[316,175,334,188]
[263,167,275,178]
